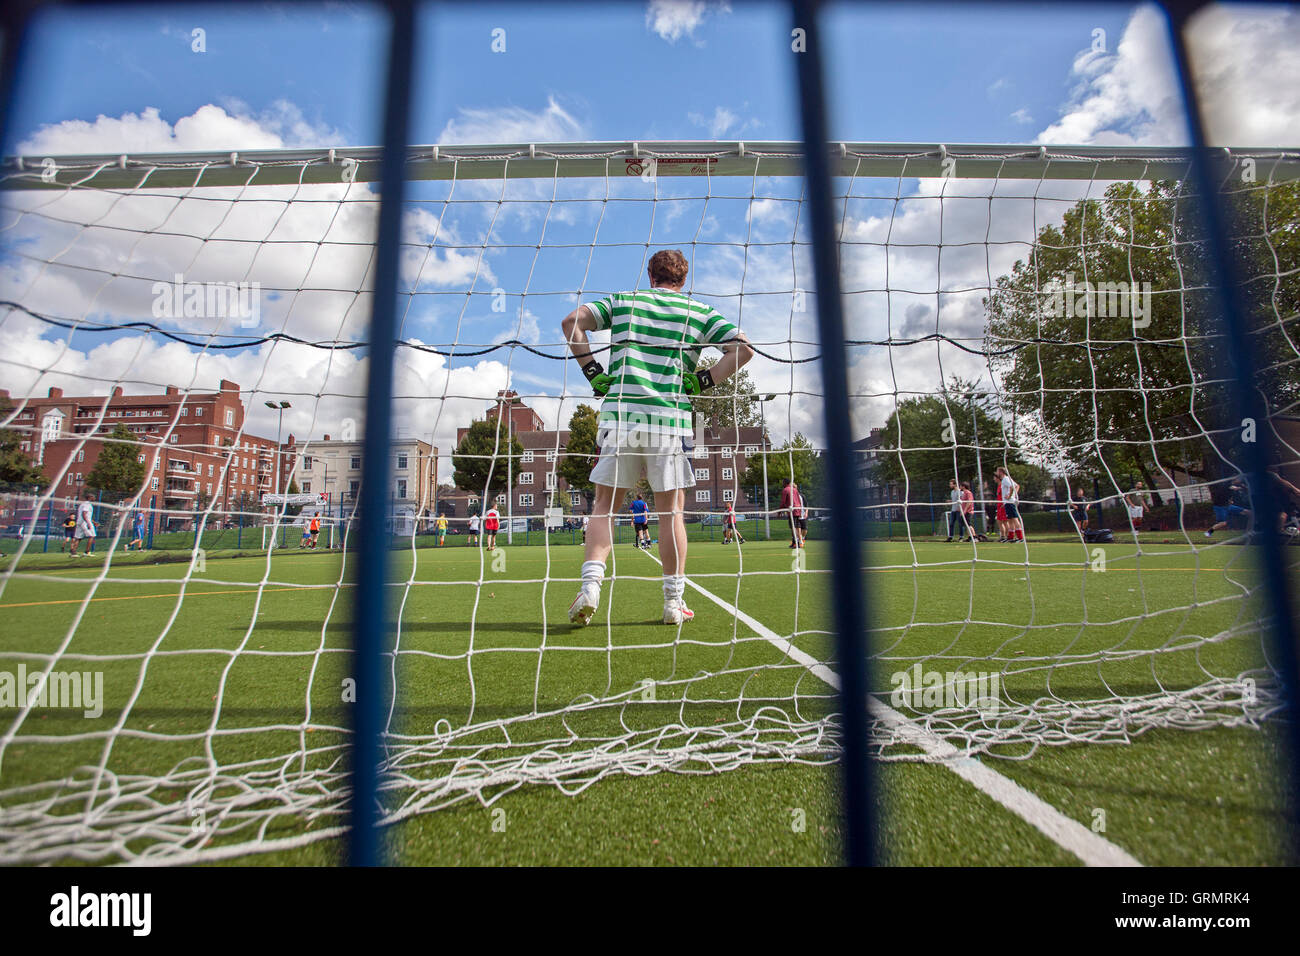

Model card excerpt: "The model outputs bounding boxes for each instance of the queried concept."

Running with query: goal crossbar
[4,141,1300,191]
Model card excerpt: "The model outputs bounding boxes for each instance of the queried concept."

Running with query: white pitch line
[642,548,1142,867]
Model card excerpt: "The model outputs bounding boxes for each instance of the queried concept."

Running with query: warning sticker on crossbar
[625,157,718,176]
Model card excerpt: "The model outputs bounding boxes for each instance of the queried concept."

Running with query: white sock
[663,575,686,603]
[581,560,605,596]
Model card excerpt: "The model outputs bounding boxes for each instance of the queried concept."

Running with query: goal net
[0,143,1295,863]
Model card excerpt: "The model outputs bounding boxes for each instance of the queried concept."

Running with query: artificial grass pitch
[0,535,1290,865]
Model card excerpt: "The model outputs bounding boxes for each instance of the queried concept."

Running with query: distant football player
[1125,481,1150,532]
[61,511,75,552]
[561,248,753,626]
[435,513,448,547]
[722,501,745,545]
[128,511,146,551]
[1070,487,1089,536]
[996,467,1024,542]
[1206,479,1250,538]
[467,511,480,546]
[779,479,806,549]
[71,491,95,556]
[484,505,500,550]
[629,493,650,549]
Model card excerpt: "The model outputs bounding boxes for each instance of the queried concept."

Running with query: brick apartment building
[442,390,771,522]
[3,380,278,528]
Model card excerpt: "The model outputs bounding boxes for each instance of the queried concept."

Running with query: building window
[723,489,735,502]
[695,490,711,503]
[722,468,733,480]
[571,492,582,506]
[169,435,178,443]
[694,446,709,459]
[744,445,758,455]
[303,481,312,493]
[522,451,534,463]
[519,472,534,485]
[694,468,709,480]
[151,478,159,490]
[302,456,311,470]
[349,480,360,498]
[181,407,188,416]
[206,483,212,495]
[468,497,479,507]
[496,494,506,504]
[721,447,733,458]
[208,464,214,477]
[196,407,204,417]
[545,471,557,490]
[396,480,407,499]
[519,493,533,507]
[66,474,73,486]
[396,454,408,470]
[76,449,85,462]
[545,450,556,463]
[350,456,361,469]
[224,409,234,427]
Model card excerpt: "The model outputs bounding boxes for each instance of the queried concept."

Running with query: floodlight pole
[760,394,776,540]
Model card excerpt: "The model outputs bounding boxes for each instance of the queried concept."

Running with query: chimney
[286,433,296,447]
[112,386,123,398]
[323,434,331,441]
[219,379,239,393]
[166,385,179,396]
[48,386,62,398]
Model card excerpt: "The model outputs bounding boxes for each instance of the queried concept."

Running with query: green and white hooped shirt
[583,288,739,441]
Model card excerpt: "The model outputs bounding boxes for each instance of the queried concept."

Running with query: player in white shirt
[468,511,480,546]
[70,492,96,556]
[1125,482,1151,532]
[995,467,1024,542]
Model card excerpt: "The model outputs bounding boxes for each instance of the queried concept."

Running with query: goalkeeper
[561,249,753,626]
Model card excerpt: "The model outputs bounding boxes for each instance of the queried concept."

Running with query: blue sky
[10,1,1148,152]
[2,2,1297,472]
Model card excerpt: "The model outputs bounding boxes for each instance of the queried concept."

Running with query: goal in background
[0,142,1296,863]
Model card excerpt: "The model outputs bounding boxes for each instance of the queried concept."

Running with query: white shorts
[590,429,696,493]
[1128,506,1144,519]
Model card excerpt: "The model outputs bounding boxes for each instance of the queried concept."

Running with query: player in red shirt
[779,479,806,549]
[483,506,501,551]
[722,502,745,545]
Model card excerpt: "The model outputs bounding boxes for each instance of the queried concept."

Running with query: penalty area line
[639,548,1142,868]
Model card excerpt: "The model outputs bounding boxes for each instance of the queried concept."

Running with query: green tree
[985,179,1300,489]
[691,357,763,432]
[870,383,1016,497]
[0,400,44,485]
[85,424,145,496]
[557,404,599,511]
[452,419,524,499]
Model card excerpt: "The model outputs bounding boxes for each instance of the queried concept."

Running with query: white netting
[0,144,1295,864]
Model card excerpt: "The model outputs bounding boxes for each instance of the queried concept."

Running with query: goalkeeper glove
[581,360,613,397]
[682,367,716,397]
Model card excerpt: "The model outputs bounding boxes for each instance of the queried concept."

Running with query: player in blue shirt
[630,493,650,549]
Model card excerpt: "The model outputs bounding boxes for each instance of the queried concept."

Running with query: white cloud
[16,101,346,156]
[436,96,584,145]
[687,105,761,140]
[645,0,730,44]
[1037,4,1300,147]
[1010,108,1033,125]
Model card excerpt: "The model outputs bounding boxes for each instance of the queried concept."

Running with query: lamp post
[265,400,290,547]
[759,394,776,540]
